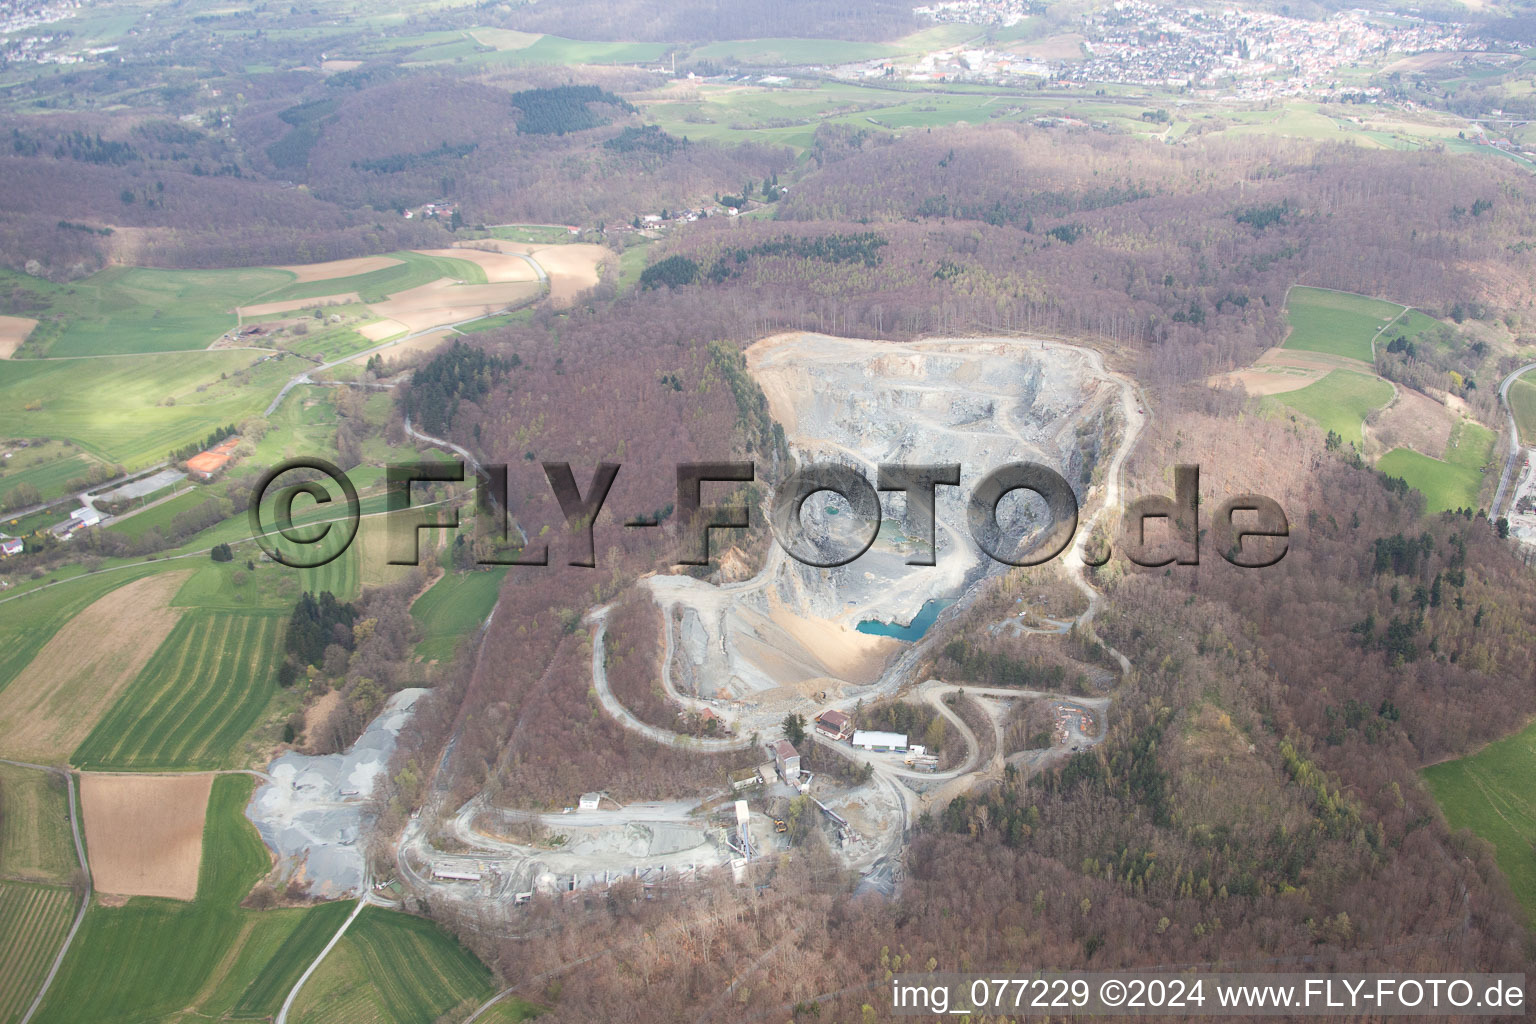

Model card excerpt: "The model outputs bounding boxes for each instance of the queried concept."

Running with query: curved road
[587,604,753,752]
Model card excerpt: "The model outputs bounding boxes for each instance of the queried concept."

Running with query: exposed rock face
[647,334,1118,700]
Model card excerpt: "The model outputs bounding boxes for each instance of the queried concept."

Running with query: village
[830,1,1508,103]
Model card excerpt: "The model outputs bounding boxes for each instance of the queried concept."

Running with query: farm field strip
[291,906,494,1024]
[0,764,74,884]
[72,613,283,771]
[0,880,74,1024]
[260,251,487,305]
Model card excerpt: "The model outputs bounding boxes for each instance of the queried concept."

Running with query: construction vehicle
[773,818,788,833]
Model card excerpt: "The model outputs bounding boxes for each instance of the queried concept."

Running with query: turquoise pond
[855,598,952,642]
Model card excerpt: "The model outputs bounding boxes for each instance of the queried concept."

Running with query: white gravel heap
[246,688,427,897]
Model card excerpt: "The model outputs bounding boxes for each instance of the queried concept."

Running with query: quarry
[393,333,1139,903]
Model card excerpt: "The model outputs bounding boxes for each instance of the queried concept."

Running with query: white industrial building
[851,730,908,752]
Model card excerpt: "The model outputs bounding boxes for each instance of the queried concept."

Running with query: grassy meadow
[1423,717,1536,924]
[1376,420,1496,514]
[1281,286,1405,362]
[1273,370,1394,447]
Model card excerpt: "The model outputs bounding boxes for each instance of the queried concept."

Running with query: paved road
[1489,362,1536,519]
[274,893,378,1024]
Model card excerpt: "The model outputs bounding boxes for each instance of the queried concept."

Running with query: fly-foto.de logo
[249,459,1287,571]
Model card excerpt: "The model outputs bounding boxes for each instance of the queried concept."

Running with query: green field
[0,440,108,510]
[411,567,507,662]
[18,266,293,357]
[481,224,576,244]
[0,764,75,884]
[0,881,75,1024]
[0,350,290,468]
[1274,370,1394,447]
[1423,717,1536,923]
[261,251,486,304]
[229,899,355,1017]
[1376,420,1495,514]
[290,906,495,1024]
[32,774,336,1024]
[104,487,208,541]
[71,611,285,771]
[1282,287,1406,362]
[198,774,275,905]
[1509,371,1536,447]
[475,34,668,67]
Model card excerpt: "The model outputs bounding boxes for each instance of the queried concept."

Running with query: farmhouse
[851,730,908,753]
[770,739,800,783]
[815,709,852,740]
[0,537,22,557]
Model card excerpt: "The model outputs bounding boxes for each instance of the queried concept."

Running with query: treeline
[938,636,1085,693]
[169,423,236,463]
[1375,323,1495,416]
[640,232,888,290]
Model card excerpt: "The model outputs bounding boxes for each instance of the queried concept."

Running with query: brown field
[357,318,409,343]
[0,315,37,358]
[79,773,212,900]
[1366,385,1456,458]
[367,279,541,333]
[417,247,541,284]
[1207,345,1359,395]
[320,59,362,72]
[530,244,610,306]
[237,293,361,318]
[0,572,190,763]
[461,240,611,306]
[351,327,456,368]
[274,255,402,284]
